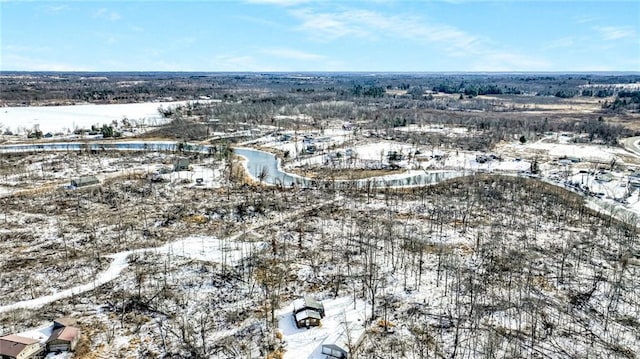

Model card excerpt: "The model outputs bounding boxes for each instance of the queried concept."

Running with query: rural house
[292,296,325,329]
[293,296,325,318]
[0,335,44,359]
[70,175,99,188]
[46,318,80,353]
[294,309,322,328]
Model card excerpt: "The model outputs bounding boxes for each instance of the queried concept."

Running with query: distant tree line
[4,72,639,106]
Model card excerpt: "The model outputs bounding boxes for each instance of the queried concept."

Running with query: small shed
[293,296,325,318]
[321,323,365,359]
[70,175,99,188]
[0,335,44,359]
[294,309,322,329]
[47,317,80,353]
[46,326,80,352]
[174,158,190,171]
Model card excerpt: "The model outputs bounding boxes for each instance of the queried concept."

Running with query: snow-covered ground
[0,236,260,314]
[503,139,629,163]
[0,100,207,135]
[392,124,469,135]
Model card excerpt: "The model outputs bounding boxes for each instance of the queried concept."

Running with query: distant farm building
[629,177,640,188]
[387,151,404,162]
[174,158,190,171]
[293,296,325,329]
[304,144,317,154]
[0,334,44,359]
[70,175,99,188]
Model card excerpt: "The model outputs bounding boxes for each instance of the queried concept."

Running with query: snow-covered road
[620,136,640,158]
[0,251,134,314]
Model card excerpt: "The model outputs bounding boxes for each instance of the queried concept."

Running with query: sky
[1,0,639,72]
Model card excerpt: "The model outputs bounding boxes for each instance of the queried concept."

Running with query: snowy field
[517,142,622,162]
[392,124,469,135]
[0,100,206,134]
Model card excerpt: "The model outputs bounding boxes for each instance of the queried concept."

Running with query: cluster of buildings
[0,318,80,359]
[291,296,365,359]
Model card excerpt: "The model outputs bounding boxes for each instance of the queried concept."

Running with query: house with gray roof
[321,322,366,359]
[70,175,99,188]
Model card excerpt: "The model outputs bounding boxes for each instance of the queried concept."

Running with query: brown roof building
[46,326,80,353]
[0,334,44,359]
[47,317,80,353]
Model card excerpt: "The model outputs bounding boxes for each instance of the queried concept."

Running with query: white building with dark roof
[0,334,44,359]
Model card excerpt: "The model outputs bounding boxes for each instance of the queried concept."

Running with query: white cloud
[3,45,50,53]
[544,36,576,50]
[290,8,484,53]
[472,52,551,72]
[235,15,284,29]
[260,48,325,61]
[290,9,372,40]
[574,15,598,24]
[289,7,550,71]
[0,54,92,72]
[42,4,69,13]
[210,55,271,71]
[247,0,311,6]
[593,26,636,40]
[94,8,121,21]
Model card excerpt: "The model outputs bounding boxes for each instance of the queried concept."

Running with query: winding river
[0,141,469,189]
[233,147,467,189]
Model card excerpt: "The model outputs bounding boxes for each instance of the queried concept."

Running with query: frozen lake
[0,100,205,134]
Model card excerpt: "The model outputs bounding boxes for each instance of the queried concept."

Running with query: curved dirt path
[0,199,336,314]
[0,251,135,314]
[620,136,640,157]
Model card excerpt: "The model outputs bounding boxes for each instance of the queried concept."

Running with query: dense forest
[2,72,639,105]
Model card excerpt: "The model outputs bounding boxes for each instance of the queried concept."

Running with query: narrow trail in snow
[0,198,337,314]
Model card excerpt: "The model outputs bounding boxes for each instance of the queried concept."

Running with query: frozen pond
[0,100,207,134]
[0,140,214,154]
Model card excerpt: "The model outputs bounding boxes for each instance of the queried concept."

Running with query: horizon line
[2,70,639,76]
